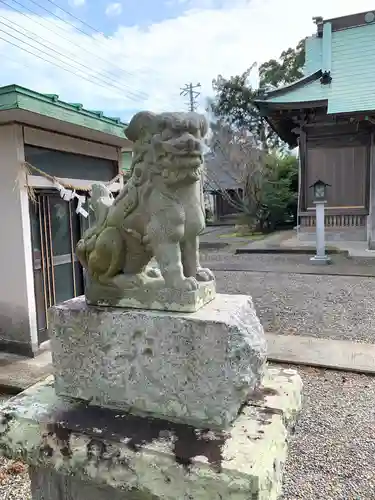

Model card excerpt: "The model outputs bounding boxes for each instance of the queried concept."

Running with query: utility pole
[180,82,201,112]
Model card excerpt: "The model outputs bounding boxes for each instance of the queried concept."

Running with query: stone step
[267,333,375,374]
[0,349,52,393]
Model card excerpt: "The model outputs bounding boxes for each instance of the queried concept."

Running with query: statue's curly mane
[121,110,206,194]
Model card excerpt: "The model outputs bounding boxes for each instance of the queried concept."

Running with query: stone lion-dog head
[126,111,208,186]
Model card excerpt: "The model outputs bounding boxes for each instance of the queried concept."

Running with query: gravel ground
[200,249,375,343]
[0,456,30,500]
[0,396,31,500]
[1,366,375,499]
[280,365,375,500]
[214,270,375,343]
[200,249,375,273]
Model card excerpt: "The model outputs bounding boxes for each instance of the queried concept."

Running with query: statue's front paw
[181,276,199,291]
[196,267,215,282]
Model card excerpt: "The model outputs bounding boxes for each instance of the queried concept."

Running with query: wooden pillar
[299,128,307,212]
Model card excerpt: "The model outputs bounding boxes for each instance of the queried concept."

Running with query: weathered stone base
[49,294,267,429]
[0,367,302,500]
[29,467,135,500]
[86,279,216,313]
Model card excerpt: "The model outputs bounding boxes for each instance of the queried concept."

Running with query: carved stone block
[85,278,216,312]
[49,294,267,429]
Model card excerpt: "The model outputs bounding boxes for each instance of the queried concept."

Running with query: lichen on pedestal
[0,367,303,500]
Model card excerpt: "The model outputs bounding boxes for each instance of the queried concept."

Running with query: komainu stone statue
[76,111,215,311]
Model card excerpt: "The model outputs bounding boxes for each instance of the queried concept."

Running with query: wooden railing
[300,214,366,228]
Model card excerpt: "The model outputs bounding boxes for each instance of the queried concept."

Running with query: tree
[210,64,267,148]
[206,40,304,228]
[259,39,306,89]
[204,122,298,231]
[209,39,306,149]
[260,154,298,229]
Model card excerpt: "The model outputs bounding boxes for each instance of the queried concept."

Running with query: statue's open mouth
[172,150,202,157]
[161,136,202,158]
[172,149,203,162]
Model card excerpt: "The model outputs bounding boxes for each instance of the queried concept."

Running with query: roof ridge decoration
[315,10,375,35]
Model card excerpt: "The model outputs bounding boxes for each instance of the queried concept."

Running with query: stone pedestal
[0,368,302,500]
[49,294,267,429]
[0,293,303,499]
[85,278,216,313]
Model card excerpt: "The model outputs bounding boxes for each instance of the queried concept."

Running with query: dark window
[24,145,117,182]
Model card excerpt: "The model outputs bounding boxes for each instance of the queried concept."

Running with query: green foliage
[210,39,306,149]
[211,66,267,148]
[205,121,298,231]
[239,152,298,232]
[259,39,306,89]
[258,154,298,230]
[208,39,304,229]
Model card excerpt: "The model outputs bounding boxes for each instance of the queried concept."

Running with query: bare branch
[204,121,267,219]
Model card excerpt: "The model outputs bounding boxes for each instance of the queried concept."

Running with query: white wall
[0,125,127,356]
[0,124,37,355]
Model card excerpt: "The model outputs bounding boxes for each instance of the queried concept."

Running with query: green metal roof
[258,71,327,105]
[257,20,375,115]
[0,84,128,139]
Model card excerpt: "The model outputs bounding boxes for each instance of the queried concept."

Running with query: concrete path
[0,349,52,393]
[200,225,262,249]
[203,259,375,277]
[282,234,375,260]
[267,333,375,374]
[234,229,375,262]
[235,230,295,252]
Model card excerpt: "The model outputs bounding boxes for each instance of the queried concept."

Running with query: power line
[4,0,148,87]
[42,0,158,80]
[180,82,201,112]
[12,0,163,84]
[0,0,187,109]
[2,0,186,107]
[0,24,184,111]
[44,0,101,35]
[0,15,146,101]
[0,27,131,97]
[21,0,101,40]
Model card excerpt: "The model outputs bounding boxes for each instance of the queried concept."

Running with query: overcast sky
[0,0,374,120]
